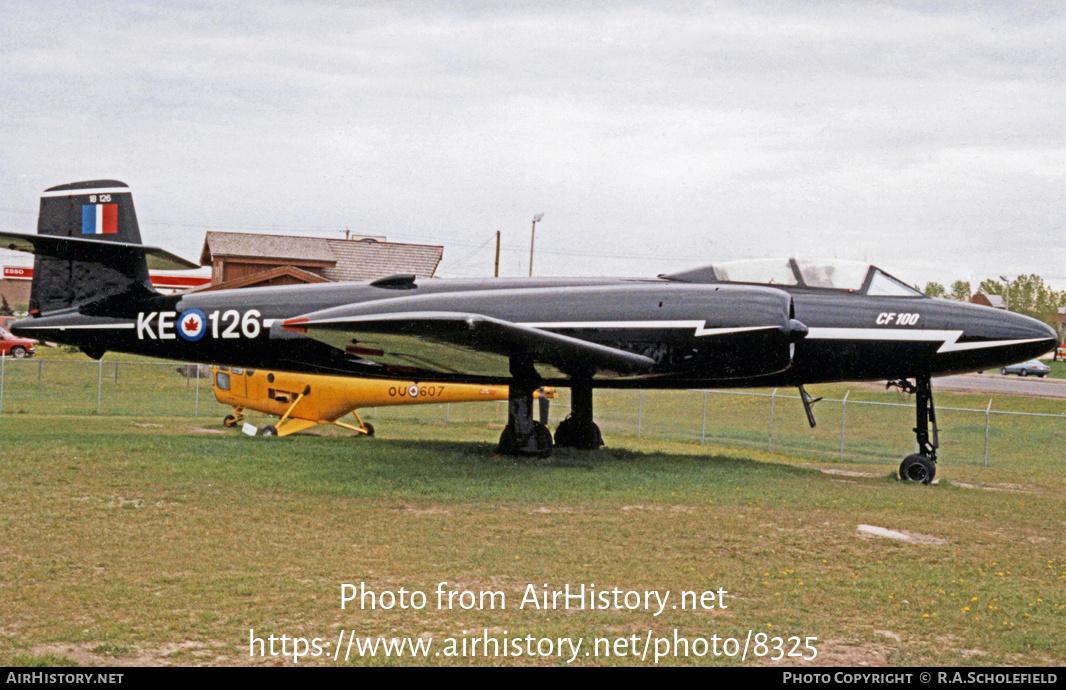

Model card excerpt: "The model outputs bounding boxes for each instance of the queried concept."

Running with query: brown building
[971,293,1006,310]
[0,231,444,309]
[197,231,443,291]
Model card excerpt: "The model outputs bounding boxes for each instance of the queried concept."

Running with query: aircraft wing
[283,311,656,379]
[0,230,198,270]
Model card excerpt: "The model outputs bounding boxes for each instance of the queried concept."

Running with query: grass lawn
[1,406,1064,666]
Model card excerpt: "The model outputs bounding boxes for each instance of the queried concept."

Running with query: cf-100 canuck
[3,181,1057,483]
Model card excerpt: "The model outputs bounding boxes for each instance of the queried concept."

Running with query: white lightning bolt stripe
[40,187,131,198]
[519,321,777,337]
[13,323,134,330]
[806,327,1049,354]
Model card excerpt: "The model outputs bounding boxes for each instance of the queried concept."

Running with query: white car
[1001,360,1051,377]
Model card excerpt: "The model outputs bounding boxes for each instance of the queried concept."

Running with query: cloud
[1,1,1064,286]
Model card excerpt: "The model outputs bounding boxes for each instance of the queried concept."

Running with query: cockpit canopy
[661,258,924,297]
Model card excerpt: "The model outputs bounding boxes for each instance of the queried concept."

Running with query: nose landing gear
[888,373,938,484]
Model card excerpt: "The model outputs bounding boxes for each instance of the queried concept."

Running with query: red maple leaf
[183,316,201,332]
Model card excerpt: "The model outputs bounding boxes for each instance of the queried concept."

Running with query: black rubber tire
[223,415,237,428]
[554,416,603,450]
[259,425,278,437]
[899,453,936,484]
[496,425,517,455]
[9,346,27,359]
[497,423,553,457]
[533,423,554,458]
[362,422,375,437]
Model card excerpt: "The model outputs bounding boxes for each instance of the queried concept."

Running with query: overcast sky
[1,1,1063,289]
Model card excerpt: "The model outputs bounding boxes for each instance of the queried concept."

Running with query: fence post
[637,390,643,438]
[768,388,777,452]
[839,390,850,461]
[983,399,993,468]
[195,364,201,417]
[97,358,103,414]
[0,352,5,414]
[701,390,707,445]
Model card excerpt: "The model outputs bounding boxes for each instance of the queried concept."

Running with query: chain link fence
[2,356,1063,469]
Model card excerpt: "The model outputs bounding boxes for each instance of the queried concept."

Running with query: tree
[923,282,946,298]
[948,280,971,301]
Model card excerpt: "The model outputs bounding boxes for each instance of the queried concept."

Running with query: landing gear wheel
[259,425,278,437]
[533,423,553,459]
[223,415,238,428]
[361,422,375,437]
[554,416,603,449]
[497,425,517,455]
[497,423,553,458]
[899,453,936,484]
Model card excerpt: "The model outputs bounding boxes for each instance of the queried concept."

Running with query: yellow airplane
[211,366,555,437]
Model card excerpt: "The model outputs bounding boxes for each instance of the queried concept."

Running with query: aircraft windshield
[662,259,923,296]
[866,268,923,297]
[713,259,797,286]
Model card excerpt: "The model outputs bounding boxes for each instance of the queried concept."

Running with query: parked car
[1001,360,1051,377]
[0,326,35,358]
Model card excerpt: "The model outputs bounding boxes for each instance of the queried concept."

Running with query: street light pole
[529,213,544,277]
[999,275,1011,311]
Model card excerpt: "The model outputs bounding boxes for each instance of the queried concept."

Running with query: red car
[0,326,35,358]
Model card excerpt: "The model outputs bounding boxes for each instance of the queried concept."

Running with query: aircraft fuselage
[14,275,1055,388]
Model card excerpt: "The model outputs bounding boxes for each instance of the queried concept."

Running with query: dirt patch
[952,481,1037,494]
[857,524,946,545]
[620,505,697,513]
[820,468,883,478]
[30,640,231,667]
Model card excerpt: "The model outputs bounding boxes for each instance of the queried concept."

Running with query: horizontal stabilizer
[284,311,657,379]
[0,230,198,270]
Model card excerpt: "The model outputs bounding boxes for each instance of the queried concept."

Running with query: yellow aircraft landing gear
[223,407,245,428]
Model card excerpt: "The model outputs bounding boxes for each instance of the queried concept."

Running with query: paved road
[931,373,1066,399]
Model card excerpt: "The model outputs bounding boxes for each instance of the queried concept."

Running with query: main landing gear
[496,363,604,458]
[887,374,939,484]
[553,378,603,450]
[496,357,554,458]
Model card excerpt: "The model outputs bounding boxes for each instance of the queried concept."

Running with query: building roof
[192,265,329,292]
[200,231,443,282]
[322,239,442,281]
[201,232,337,264]
[972,293,1006,309]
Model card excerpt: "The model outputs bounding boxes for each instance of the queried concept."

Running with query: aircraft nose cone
[935,305,1058,375]
[988,310,1058,363]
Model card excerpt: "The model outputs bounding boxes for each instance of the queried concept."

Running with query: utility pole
[494,231,500,277]
[529,213,544,277]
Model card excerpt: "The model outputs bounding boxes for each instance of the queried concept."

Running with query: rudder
[31,180,154,313]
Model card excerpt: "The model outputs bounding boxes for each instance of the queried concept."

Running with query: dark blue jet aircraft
[1,181,1057,483]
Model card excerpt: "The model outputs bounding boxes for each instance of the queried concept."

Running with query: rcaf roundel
[178,309,207,341]
[408,384,419,397]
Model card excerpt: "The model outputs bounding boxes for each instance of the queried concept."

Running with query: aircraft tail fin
[0,181,196,315]
[32,180,152,314]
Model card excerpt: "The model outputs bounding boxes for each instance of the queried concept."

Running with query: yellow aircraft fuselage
[212,366,551,437]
